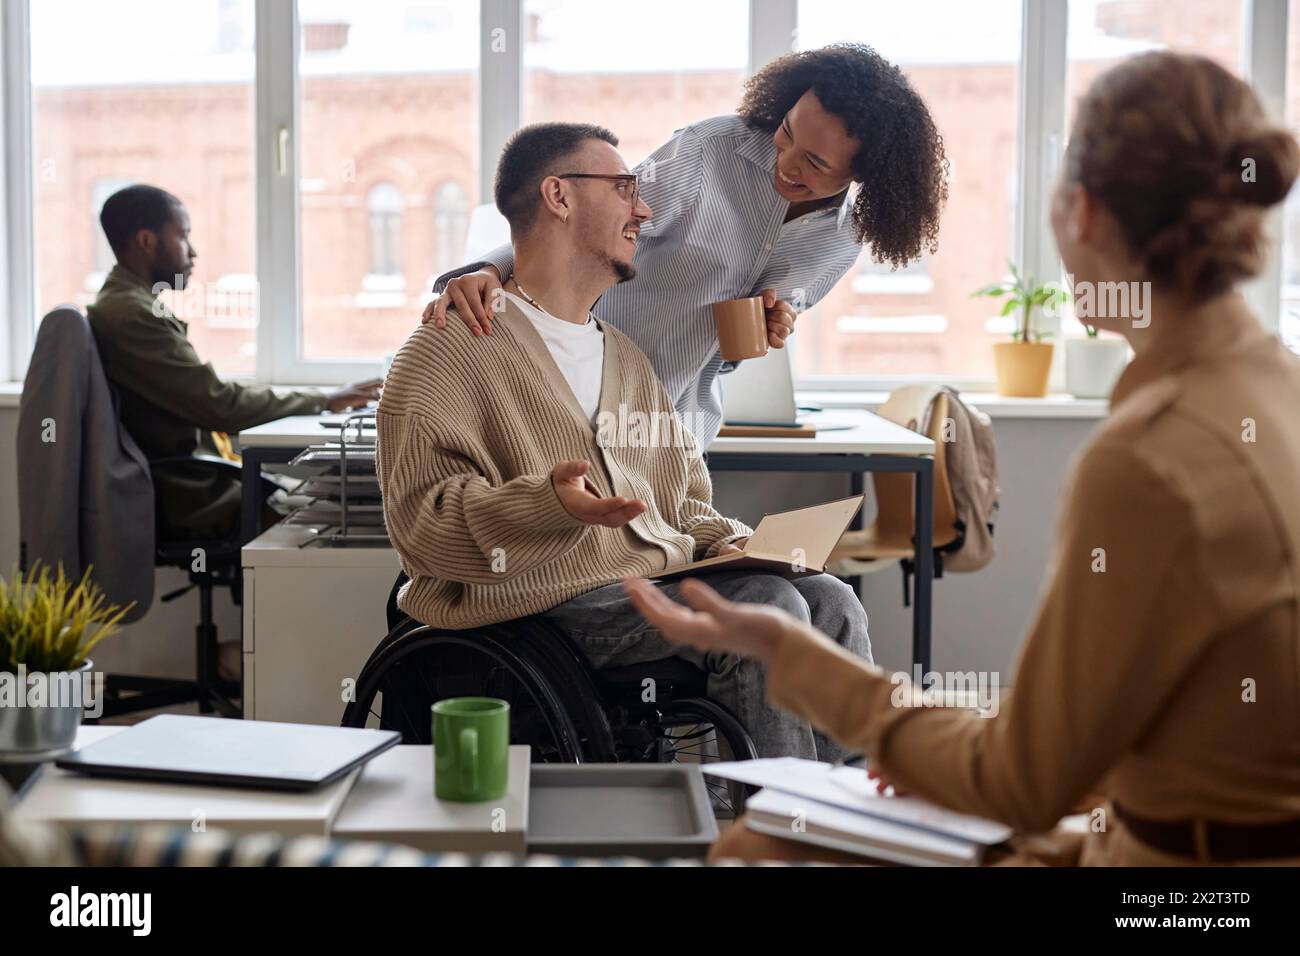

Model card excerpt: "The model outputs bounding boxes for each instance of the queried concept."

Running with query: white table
[10,726,357,837]
[238,407,939,670]
[12,727,531,853]
[332,744,530,854]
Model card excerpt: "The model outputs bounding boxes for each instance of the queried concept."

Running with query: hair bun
[1221,128,1300,207]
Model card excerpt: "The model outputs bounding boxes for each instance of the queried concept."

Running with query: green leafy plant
[1083,323,1099,338]
[0,563,131,673]
[972,260,1069,343]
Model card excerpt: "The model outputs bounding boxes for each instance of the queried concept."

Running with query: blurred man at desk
[87,184,380,541]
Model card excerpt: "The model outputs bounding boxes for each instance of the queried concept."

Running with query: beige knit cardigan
[375,298,752,628]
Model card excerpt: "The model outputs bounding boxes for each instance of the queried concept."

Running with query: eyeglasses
[556,172,639,208]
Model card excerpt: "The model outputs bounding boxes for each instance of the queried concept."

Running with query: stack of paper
[704,758,1012,866]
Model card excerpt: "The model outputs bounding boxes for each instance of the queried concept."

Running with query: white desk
[10,726,358,837]
[238,407,939,671]
[238,408,933,455]
[13,726,530,853]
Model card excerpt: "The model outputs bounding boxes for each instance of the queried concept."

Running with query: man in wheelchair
[375,122,872,759]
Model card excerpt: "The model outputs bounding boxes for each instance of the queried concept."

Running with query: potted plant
[1065,323,1130,399]
[973,261,1068,398]
[0,564,130,759]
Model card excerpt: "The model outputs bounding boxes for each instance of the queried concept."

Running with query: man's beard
[609,256,636,284]
[151,264,188,291]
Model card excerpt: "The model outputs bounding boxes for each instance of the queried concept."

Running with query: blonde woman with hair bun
[625,51,1300,867]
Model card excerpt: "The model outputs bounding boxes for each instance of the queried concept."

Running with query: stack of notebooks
[704,758,1013,866]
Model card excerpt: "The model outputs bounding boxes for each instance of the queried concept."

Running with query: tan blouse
[767,294,1300,841]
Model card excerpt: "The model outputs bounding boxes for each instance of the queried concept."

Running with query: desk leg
[912,457,934,676]
[240,452,262,546]
[847,471,864,594]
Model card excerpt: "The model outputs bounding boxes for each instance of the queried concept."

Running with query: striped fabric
[375,296,751,629]
[435,115,865,448]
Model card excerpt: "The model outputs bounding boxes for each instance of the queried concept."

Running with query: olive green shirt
[87,265,327,537]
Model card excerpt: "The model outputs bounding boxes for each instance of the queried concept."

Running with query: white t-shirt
[503,290,605,425]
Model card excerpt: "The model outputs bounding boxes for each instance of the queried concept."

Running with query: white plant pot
[1065,337,1130,399]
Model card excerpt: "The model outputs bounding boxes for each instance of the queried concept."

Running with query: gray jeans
[541,571,872,761]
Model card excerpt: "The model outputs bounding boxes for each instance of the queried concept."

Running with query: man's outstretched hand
[551,460,646,527]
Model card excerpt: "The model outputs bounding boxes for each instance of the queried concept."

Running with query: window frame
[0,0,1291,386]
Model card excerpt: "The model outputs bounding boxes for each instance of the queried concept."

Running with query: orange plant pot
[992,341,1054,397]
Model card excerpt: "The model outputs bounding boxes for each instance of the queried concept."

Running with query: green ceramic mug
[432,697,510,802]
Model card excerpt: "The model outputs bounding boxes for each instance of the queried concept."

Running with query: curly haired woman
[423,43,949,447]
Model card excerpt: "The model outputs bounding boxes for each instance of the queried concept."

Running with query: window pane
[794,0,1022,382]
[1061,0,1247,342]
[31,0,258,375]
[298,0,480,361]
[524,0,749,167]
[1066,1,1245,131]
[1280,0,1300,354]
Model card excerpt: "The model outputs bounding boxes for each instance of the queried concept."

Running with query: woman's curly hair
[738,43,949,268]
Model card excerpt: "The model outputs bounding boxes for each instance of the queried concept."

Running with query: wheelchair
[341,572,759,814]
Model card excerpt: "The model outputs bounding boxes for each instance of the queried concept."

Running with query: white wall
[0,404,1098,687]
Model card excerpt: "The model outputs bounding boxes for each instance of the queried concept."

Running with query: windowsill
[0,379,1109,418]
[798,389,1108,420]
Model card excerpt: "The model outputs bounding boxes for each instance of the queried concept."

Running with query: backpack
[926,387,999,572]
[877,384,999,574]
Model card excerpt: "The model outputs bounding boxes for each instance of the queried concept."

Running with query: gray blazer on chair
[17,307,155,621]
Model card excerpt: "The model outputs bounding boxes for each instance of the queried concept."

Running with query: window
[29,0,258,374]
[7,0,1296,384]
[523,0,749,167]
[366,183,404,278]
[792,0,1023,383]
[1057,0,1249,343]
[297,0,479,361]
[432,181,469,278]
[1066,0,1245,135]
[1279,1,1300,355]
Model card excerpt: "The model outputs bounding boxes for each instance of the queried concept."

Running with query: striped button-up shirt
[435,114,864,448]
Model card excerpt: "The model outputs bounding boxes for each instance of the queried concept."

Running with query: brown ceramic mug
[713,296,769,361]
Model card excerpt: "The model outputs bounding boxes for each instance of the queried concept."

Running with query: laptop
[56,714,400,791]
[722,347,802,427]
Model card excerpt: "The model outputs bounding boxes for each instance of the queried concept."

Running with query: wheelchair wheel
[341,627,589,763]
[651,697,758,817]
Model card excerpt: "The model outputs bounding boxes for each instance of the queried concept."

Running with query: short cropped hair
[494,122,618,236]
[99,184,183,258]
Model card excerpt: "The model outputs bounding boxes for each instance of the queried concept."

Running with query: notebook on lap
[651,495,864,581]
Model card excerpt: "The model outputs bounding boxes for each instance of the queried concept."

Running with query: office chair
[828,387,961,605]
[105,455,248,718]
[17,307,250,719]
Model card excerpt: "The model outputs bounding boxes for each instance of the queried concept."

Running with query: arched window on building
[432,181,469,277]
[367,182,404,277]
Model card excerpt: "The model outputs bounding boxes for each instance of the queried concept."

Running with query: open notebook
[652,495,864,581]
